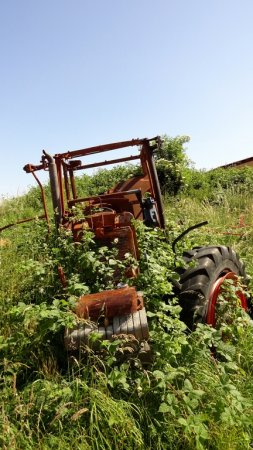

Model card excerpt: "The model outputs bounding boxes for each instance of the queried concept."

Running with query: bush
[155,135,190,195]
[183,166,253,202]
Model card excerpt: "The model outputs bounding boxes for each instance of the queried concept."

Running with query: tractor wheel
[179,245,248,329]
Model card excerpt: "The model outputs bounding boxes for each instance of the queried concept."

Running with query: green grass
[1,179,253,449]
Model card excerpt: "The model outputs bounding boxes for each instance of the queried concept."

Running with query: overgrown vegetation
[1,137,253,449]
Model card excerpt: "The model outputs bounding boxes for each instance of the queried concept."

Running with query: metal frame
[22,136,165,231]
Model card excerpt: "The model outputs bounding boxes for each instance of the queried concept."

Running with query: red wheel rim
[206,272,247,327]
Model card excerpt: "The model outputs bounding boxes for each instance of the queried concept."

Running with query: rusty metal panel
[95,225,139,263]
[76,287,143,320]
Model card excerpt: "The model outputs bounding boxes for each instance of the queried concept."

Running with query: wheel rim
[206,272,247,327]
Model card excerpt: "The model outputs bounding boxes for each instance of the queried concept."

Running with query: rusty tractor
[1,137,249,353]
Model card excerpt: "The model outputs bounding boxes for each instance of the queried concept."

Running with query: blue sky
[1,0,253,197]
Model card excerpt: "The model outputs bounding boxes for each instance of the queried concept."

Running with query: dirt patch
[0,238,10,247]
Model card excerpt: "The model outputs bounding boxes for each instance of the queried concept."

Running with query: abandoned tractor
[2,137,248,351]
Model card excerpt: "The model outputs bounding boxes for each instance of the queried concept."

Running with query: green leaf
[178,417,187,426]
[159,403,171,413]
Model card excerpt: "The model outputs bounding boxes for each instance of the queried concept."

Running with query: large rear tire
[179,246,248,329]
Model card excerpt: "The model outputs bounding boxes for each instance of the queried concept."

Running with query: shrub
[155,135,190,195]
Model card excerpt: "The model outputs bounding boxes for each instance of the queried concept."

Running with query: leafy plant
[1,144,253,449]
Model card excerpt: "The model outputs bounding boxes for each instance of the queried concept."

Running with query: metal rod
[172,221,208,253]
[0,215,46,232]
[63,163,71,201]
[31,171,50,230]
[43,151,62,227]
[71,154,140,171]
[55,158,65,220]
[67,189,142,207]
[142,142,165,229]
[54,137,159,160]
[69,168,77,199]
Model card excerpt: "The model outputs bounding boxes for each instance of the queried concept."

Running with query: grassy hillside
[1,169,253,449]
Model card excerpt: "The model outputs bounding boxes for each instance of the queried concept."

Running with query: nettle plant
[6,218,250,363]
[2,215,253,449]
[4,220,184,370]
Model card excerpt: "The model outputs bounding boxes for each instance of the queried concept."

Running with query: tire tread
[179,245,246,329]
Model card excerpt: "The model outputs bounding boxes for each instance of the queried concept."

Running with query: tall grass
[1,176,253,449]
